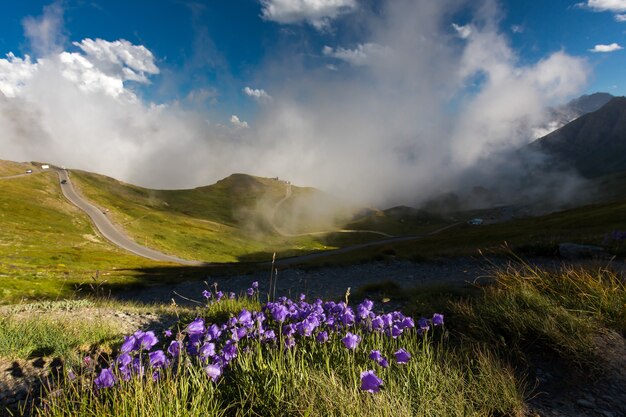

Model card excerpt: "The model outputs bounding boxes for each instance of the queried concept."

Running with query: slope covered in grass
[0,165,162,302]
[69,171,349,262]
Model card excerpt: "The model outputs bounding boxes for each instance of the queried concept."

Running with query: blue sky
[2,0,624,121]
[1,0,625,203]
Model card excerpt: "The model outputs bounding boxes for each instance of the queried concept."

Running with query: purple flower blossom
[238,309,252,324]
[369,350,382,362]
[357,299,374,319]
[371,316,384,331]
[229,292,236,299]
[221,340,238,361]
[316,331,328,343]
[418,318,430,333]
[369,350,389,368]
[187,318,206,335]
[216,291,224,301]
[390,325,403,338]
[207,324,221,341]
[202,290,211,299]
[247,288,255,297]
[270,304,288,322]
[432,313,444,326]
[167,340,180,357]
[342,332,361,350]
[94,368,116,389]
[149,350,167,367]
[360,370,383,393]
[264,329,276,342]
[120,335,136,353]
[394,348,411,364]
[117,353,132,368]
[139,331,158,350]
[252,281,259,289]
[200,342,216,360]
[164,329,173,338]
[205,364,222,382]
[400,317,415,329]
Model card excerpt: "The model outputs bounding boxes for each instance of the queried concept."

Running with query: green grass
[0,310,118,363]
[0,169,170,303]
[291,198,626,267]
[36,310,524,417]
[442,262,626,368]
[7,263,624,416]
[69,171,343,262]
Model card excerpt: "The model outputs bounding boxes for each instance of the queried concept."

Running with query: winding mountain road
[56,170,203,266]
[2,168,461,267]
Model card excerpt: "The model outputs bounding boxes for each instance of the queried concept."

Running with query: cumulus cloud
[580,0,626,12]
[259,0,357,30]
[0,53,38,98]
[452,23,473,39]
[322,43,393,66]
[73,38,159,83]
[243,86,272,103]
[230,115,249,128]
[589,43,623,52]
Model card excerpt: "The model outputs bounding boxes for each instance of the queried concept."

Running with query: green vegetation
[450,263,626,365]
[0,304,118,362]
[0,168,168,303]
[69,171,341,262]
[0,262,623,416]
[32,292,524,417]
[294,198,626,267]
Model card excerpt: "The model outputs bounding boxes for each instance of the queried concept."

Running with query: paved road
[56,170,203,266]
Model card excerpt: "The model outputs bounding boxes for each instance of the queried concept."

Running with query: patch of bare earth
[526,330,626,417]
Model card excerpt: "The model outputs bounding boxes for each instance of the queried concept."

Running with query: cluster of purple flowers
[92,283,443,395]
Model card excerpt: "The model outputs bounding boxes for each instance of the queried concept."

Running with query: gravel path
[114,257,575,305]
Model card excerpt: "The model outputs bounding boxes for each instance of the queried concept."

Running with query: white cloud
[73,38,159,83]
[230,115,249,128]
[322,43,393,66]
[582,0,626,12]
[511,24,524,34]
[22,2,65,56]
[615,13,626,20]
[57,52,128,98]
[452,23,472,39]
[243,86,272,103]
[589,43,623,52]
[0,53,38,97]
[259,0,357,30]
[0,36,159,102]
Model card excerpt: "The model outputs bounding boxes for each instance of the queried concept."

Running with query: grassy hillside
[346,206,454,236]
[69,171,340,262]
[0,167,164,302]
[296,197,626,265]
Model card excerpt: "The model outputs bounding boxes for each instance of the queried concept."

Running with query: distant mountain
[533,92,613,138]
[533,96,626,178]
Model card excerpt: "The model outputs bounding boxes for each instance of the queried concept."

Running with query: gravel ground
[114,256,594,305]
